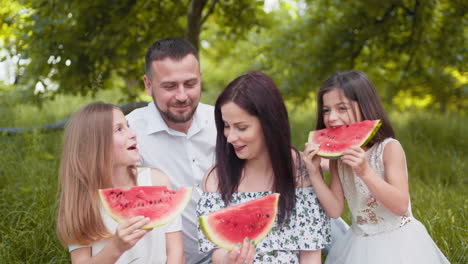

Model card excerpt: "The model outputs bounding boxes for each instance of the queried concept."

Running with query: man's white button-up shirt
[126,101,216,263]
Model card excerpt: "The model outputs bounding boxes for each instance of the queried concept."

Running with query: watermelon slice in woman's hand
[199,193,279,250]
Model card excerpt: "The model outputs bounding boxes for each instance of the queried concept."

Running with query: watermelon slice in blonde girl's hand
[99,186,192,229]
[199,193,279,250]
[308,120,382,159]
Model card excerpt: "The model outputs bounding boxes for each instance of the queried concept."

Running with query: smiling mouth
[234,146,245,152]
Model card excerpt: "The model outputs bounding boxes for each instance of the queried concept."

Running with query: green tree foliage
[3,0,266,101]
[249,0,467,112]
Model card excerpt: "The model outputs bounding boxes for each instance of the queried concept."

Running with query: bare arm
[202,166,219,193]
[150,168,185,262]
[299,250,322,264]
[166,231,185,264]
[303,143,344,218]
[341,141,409,216]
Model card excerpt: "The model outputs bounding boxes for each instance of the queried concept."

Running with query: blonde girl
[56,102,184,263]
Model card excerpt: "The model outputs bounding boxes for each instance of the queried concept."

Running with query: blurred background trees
[0,0,466,112]
[0,2,466,262]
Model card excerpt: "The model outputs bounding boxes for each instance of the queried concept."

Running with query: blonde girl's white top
[68,167,182,264]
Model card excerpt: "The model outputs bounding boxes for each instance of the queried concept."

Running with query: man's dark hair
[145,38,199,77]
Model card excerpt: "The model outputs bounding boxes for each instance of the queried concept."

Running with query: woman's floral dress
[197,188,331,263]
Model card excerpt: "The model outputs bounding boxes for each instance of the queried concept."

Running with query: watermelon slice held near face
[199,193,279,250]
[99,186,192,229]
[308,120,382,159]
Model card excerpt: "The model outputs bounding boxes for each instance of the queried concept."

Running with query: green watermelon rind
[199,193,280,251]
[308,120,382,159]
[99,186,192,229]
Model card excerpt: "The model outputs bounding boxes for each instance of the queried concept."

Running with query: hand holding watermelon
[303,142,322,178]
[341,145,372,177]
[217,238,256,264]
[110,216,153,253]
[199,194,279,251]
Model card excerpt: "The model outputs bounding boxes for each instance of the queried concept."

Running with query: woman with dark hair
[197,71,330,264]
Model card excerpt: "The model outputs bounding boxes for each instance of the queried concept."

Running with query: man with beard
[126,38,216,263]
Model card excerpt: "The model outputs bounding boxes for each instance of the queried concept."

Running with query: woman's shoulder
[202,166,219,193]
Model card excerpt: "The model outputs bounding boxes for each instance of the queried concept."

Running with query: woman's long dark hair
[213,71,299,225]
[316,70,395,145]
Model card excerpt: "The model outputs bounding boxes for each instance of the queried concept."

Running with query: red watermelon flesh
[308,120,382,158]
[99,186,192,229]
[199,193,279,250]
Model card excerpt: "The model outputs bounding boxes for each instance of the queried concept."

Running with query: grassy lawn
[0,97,466,263]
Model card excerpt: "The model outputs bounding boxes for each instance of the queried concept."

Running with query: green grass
[0,97,466,263]
[0,131,68,262]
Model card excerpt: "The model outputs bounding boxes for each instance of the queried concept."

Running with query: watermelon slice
[199,193,279,250]
[99,186,192,229]
[308,120,382,159]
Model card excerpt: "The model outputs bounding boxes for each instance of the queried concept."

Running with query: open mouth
[127,144,137,151]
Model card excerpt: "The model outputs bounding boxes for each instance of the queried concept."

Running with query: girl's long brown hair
[316,70,395,145]
[56,102,136,246]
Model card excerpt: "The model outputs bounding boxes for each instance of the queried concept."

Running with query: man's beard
[154,98,198,124]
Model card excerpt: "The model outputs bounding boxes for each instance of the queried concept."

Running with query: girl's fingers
[126,228,152,242]
[118,216,149,237]
[127,216,150,231]
[120,216,145,228]
[304,143,320,152]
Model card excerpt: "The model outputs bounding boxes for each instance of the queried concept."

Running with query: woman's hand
[111,216,152,254]
[221,238,256,264]
[341,146,371,177]
[303,142,322,180]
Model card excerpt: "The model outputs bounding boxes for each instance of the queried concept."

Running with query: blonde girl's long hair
[56,102,136,246]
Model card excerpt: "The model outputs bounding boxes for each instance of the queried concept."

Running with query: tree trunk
[185,0,207,50]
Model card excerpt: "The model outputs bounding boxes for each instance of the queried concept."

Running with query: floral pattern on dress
[197,187,331,263]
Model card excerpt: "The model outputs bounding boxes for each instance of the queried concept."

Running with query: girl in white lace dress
[198,71,331,264]
[303,71,449,264]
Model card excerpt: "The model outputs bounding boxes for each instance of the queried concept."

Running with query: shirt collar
[145,101,209,138]
[145,101,169,135]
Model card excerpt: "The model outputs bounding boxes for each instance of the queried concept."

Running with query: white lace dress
[325,138,450,264]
